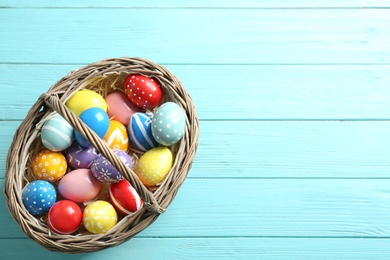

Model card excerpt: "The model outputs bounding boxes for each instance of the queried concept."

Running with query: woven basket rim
[3,57,199,253]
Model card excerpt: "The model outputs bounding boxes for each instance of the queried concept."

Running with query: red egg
[109,179,143,215]
[124,74,162,109]
[47,200,82,234]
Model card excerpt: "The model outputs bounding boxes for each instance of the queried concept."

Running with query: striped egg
[41,114,75,151]
[128,112,159,152]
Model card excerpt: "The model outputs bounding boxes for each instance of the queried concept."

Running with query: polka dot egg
[135,147,173,186]
[83,200,118,234]
[41,114,74,152]
[124,74,162,109]
[22,180,56,216]
[32,150,67,182]
[152,102,185,146]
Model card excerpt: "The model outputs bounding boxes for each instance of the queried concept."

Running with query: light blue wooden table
[1,1,390,259]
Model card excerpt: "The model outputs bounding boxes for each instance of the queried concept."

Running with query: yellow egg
[103,120,129,151]
[32,149,67,182]
[65,89,107,116]
[83,201,117,234]
[135,147,173,186]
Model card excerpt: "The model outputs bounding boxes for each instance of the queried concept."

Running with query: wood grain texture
[2,1,390,259]
[2,0,389,8]
[3,179,390,238]
[1,64,390,120]
[0,9,389,64]
[2,120,390,179]
[2,237,390,260]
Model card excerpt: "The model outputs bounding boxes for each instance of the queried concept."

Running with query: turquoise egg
[41,114,75,151]
[151,102,185,146]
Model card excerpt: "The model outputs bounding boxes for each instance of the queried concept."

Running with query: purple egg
[90,150,133,183]
[64,142,98,169]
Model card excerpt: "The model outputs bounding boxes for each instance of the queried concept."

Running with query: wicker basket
[3,57,199,253]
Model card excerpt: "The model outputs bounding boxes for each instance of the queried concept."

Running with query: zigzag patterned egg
[41,114,74,152]
[128,112,159,152]
[103,120,129,151]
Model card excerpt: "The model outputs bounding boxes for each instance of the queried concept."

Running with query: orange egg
[103,120,129,151]
[32,150,67,182]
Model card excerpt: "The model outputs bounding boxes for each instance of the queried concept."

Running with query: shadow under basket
[3,57,199,253]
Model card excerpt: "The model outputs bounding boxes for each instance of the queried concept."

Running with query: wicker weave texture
[3,57,199,253]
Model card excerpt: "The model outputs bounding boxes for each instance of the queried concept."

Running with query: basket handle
[41,93,165,214]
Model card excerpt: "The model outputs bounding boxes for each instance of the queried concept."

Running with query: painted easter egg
[83,200,117,234]
[135,147,173,186]
[74,107,110,147]
[41,114,74,152]
[47,200,82,235]
[58,169,103,203]
[103,120,129,151]
[128,112,159,152]
[105,91,140,126]
[109,179,143,215]
[32,150,67,182]
[22,180,56,216]
[124,74,162,109]
[65,89,107,116]
[64,142,98,169]
[90,150,132,183]
[152,102,186,146]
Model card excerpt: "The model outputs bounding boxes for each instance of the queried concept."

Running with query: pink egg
[58,169,103,203]
[105,92,140,126]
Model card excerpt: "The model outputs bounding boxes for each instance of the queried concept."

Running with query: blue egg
[41,114,75,152]
[74,107,110,147]
[22,180,57,216]
[128,112,159,152]
[151,102,186,146]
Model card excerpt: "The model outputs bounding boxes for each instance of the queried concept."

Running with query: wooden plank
[1,9,390,64]
[2,120,390,179]
[2,237,390,259]
[2,64,390,120]
[2,0,389,8]
[3,179,390,238]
